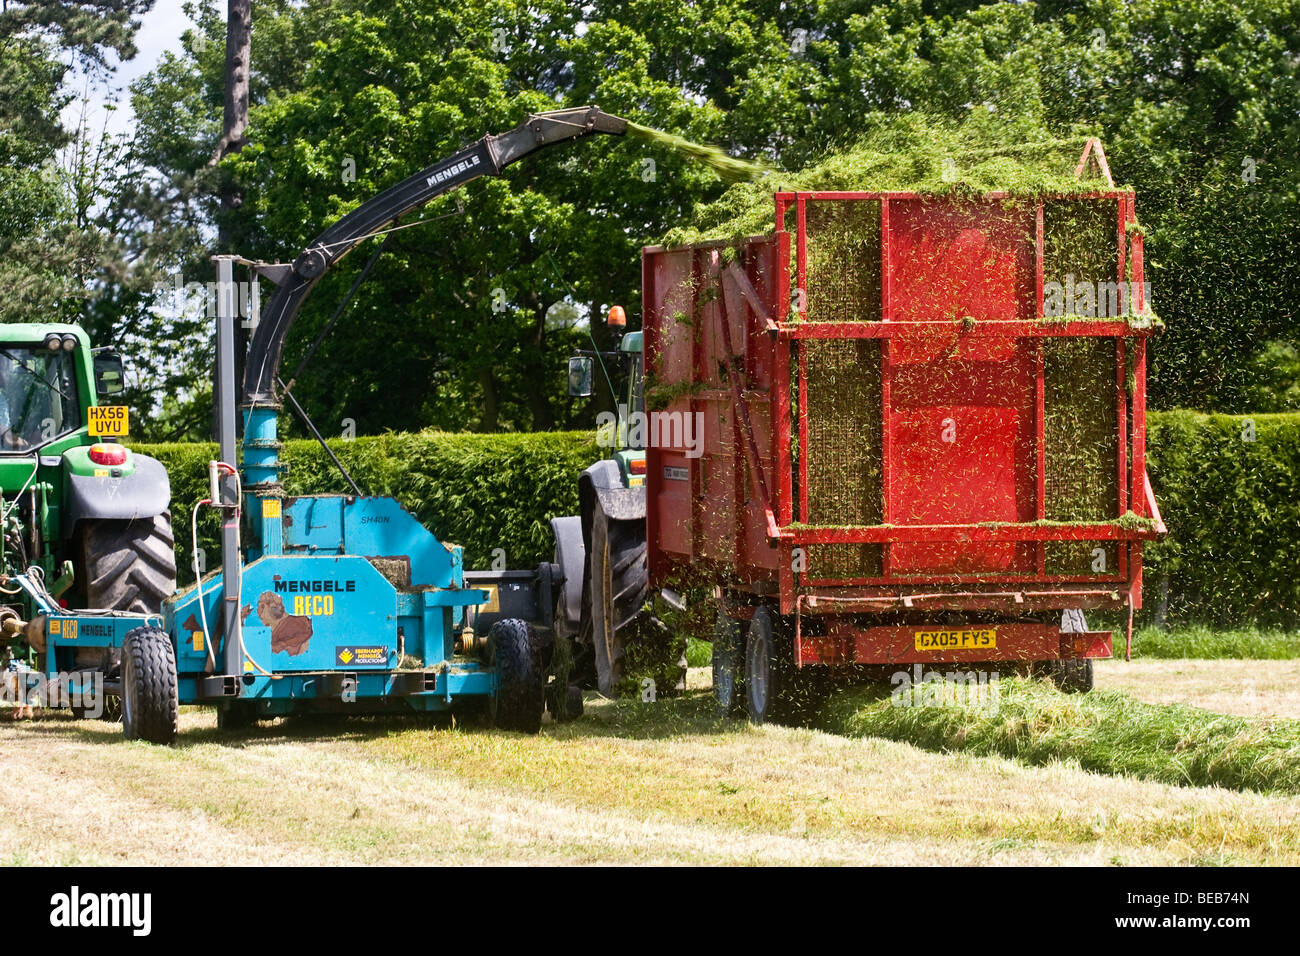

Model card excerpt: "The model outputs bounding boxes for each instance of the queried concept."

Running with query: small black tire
[121,626,178,745]
[70,692,121,722]
[217,702,259,732]
[712,609,746,719]
[488,619,543,734]
[1044,608,1095,693]
[546,683,585,723]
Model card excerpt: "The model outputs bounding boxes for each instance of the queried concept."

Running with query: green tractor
[556,317,687,701]
[0,324,176,714]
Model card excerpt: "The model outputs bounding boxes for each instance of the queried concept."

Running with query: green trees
[3,0,1296,432]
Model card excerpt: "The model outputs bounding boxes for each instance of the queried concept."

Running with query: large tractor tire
[83,513,177,615]
[76,513,176,717]
[587,504,684,699]
[121,626,178,744]
[487,619,544,734]
[588,504,650,696]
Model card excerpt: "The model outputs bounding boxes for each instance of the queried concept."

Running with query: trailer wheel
[712,609,746,719]
[1037,609,1094,693]
[121,626,178,745]
[1053,658,1094,693]
[745,607,790,725]
[488,619,543,734]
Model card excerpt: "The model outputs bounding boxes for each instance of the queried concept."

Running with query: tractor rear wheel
[589,505,651,696]
[487,619,543,734]
[121,626,178,744]
[712,609,746,719]
[83,512,177,614]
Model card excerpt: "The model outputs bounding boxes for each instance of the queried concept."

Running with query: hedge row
[140,431,603,580]
[1144,411,1299,628]
[138,410,1299,628]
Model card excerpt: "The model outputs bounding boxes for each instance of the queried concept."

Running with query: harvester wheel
[83,513,177,614]
[487,618,543,734]
[121,626,178,745]
[69,691,121,722]
[217,702,259,731]
[712,609,746,719]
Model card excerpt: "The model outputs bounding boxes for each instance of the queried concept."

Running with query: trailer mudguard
[61,453,171,533]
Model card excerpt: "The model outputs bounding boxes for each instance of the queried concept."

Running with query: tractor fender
[580,458,645,525]
[553,460,648,638]
[62,453,171,535]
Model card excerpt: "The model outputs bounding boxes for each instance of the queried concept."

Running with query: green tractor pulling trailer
[0,326,175,711]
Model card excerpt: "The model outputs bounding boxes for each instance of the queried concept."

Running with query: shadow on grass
[5,688,752,750]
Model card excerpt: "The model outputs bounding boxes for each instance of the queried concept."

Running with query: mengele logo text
[49,886,151,936]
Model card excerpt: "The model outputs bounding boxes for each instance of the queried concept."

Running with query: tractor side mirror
[567,356,594,398]
[93,350,125,398]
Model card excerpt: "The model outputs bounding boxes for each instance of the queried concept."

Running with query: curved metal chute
[241,105,628,405]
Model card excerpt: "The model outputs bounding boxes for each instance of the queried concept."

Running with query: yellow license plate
[88,405,129,437]
[914,628,997,652]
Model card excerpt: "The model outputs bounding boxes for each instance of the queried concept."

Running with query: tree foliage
[4,0,1298,431]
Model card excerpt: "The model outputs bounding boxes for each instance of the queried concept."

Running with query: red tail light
[88,443,127,466]
[629,457,646,474]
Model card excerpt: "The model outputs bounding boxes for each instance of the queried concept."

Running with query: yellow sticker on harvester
[193,631,204,652]
[262,499,282,519]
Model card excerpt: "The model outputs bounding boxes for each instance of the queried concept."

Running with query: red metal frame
[645,177,1160,639]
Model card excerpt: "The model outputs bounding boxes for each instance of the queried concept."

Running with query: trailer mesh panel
[805,200,882,323]
[1044,199,1120,316]
[803,337,883,578]
[1044,336,1119,573]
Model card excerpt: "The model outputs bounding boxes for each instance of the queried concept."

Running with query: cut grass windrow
[820,677,1300,796]
[1131,625,1300,660]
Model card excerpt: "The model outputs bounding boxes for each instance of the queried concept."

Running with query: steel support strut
[214,256,244,680]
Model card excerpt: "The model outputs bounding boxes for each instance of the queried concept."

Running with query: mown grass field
[3,657,1299,867]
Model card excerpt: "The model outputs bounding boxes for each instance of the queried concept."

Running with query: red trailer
[642,141,1165,722]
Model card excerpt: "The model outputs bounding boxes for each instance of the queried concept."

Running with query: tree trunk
[215,0,252,175]
[478,365,499,432]
[524,289,553,430]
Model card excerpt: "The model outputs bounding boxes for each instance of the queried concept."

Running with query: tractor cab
[567,310,647,489]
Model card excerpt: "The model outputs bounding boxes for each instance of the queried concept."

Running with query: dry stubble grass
[3,679,1299,866]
